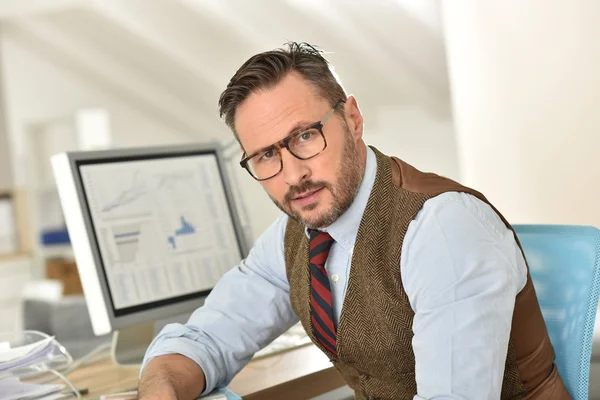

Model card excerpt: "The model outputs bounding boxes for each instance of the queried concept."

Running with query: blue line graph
[168,216,196,249]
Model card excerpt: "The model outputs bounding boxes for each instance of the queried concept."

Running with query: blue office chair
[514,224,600,400]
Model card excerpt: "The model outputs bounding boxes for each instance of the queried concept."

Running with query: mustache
[284,180,332,204]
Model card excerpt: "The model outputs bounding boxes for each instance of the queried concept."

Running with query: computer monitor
[51,143,248,365]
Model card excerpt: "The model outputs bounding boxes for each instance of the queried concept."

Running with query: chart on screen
[79,155,241,310]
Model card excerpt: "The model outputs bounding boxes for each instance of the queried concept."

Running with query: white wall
[0,98,12,189]
[0,34,196,187]
[366,105,459,180]
[442,0,600,227]
[0,0,87,18]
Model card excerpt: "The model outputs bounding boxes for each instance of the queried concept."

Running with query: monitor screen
[76,151,243,316]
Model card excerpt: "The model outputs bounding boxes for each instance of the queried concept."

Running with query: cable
[62,342,111,375]
[38,341,111,384]
[48,368,82,399]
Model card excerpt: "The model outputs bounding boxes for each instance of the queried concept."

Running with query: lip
[291,187,324,207]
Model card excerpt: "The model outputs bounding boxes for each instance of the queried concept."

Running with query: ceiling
[0,0,450,139]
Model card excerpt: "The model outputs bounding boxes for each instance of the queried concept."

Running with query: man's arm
[138,354,204,400]
[138,214,297,399]
[401,192,527,400]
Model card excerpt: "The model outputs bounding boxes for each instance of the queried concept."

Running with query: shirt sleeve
[140,213,299,395]
[401,192,527,400]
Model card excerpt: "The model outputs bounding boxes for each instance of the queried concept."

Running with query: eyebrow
[247,120,314,156]
[285,120,313,136]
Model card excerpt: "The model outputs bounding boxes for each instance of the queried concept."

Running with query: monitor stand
[110,322,154,367]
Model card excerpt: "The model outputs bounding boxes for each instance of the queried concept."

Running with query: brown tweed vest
[284,147,570,400]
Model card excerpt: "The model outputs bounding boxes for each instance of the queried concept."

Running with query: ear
[343,95,364,141]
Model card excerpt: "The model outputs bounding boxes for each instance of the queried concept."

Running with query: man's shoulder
[422,191,483,210]
[412,191,513,244]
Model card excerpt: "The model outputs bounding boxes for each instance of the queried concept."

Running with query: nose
[280,149,310,186]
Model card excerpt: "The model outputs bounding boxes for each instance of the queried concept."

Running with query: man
[138,42,569,399]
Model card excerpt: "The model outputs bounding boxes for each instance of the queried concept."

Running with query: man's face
[235,72,366,229]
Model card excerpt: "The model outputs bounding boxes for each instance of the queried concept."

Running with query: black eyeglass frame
[239,100,345,181]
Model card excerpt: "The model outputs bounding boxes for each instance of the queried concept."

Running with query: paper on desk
[0,337,56,372]
[0,376,64,400]
[0,337,55,363]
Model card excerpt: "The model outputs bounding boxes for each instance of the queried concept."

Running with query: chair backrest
[513,224,600,400]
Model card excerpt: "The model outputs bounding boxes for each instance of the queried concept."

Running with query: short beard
[270,127,363,229]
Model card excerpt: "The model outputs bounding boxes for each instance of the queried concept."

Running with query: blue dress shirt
[141,147,527,400]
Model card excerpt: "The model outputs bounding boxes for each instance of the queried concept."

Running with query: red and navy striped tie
[308,229,337,355]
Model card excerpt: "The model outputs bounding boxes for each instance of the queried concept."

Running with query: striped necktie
[308,229,337,355]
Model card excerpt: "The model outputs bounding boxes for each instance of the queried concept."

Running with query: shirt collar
[305,146,377,252]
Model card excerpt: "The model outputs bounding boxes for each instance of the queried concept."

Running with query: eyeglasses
[240,100,344,181]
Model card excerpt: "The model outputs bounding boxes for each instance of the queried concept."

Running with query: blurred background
[0,0,459,306]
[0,0,599,395]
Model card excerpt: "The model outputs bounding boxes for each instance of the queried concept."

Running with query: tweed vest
[284,147,570,400]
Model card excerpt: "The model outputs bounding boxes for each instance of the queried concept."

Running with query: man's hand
[138,354,206,400]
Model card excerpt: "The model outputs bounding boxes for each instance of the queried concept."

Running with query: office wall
[366,105,459,180]
[0,28,12,190]
[442,0,600,227]
[0,35,197,187]
[0,106,12,190]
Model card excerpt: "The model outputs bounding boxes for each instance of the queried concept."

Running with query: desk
[67,344,346,399]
